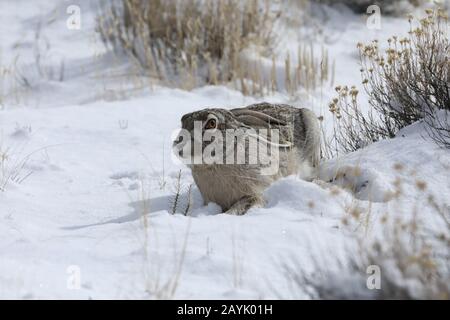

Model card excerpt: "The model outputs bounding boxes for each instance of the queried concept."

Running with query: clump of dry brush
[327,8,449,156]
[97,0,332,96]
[97,0,273,91]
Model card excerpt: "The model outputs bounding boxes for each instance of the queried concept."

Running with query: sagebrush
[327,8,449,156]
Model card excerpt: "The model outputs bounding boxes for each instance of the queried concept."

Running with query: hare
[173,102,321,215]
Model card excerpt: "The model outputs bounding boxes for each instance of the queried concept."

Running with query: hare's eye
[205,119,217,129]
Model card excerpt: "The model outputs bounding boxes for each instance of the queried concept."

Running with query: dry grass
[136,176,191,299]
[0,55,26,108]
[170,170,182,215]
[284,45,333,95]
[0,141,34,192]
[1,23,65,108]
[137,170,194,298]
[231,231,244,289]
[136,168,197,298]
[169,170,194,216]
[98,0,274,89]
[97,0,332,96]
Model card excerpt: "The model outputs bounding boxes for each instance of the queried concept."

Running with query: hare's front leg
[224,195,264,215]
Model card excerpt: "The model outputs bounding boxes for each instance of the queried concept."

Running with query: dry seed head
[415,180,427,191]
[393,177,402,188]
[350,87,359,98]
[330,186,341,196]
[352,166,362,177]
[437,9,448,20]
[328,102,337,113]
[341,217,349,225]
[349,207,361,219]
[383,191,395,201]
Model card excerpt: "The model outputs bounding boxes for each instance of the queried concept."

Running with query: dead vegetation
[279,171,450,299]
[97,0,332,96]
[0,141,34,192]
[136,176,191,299]
[325,8,449,157]
[97,0,274,90]
[0,56,26,108]
[169,170,194,216]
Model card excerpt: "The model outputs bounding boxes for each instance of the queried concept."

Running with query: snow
[0,1,448,299]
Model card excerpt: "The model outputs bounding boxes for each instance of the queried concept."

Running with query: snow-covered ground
[0,1,448,299]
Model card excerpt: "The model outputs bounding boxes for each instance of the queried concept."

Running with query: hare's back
[243,102,298,125]
[234,102,320,166]
[246,102,320,166]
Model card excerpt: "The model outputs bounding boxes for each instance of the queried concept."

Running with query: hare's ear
[231,109,287,126]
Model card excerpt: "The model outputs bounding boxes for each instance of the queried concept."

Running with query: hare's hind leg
[224,195,264,215]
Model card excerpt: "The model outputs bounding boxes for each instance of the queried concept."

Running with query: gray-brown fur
[173,102,321,215]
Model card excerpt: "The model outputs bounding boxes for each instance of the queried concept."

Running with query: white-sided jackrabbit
[173,102,321,214]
